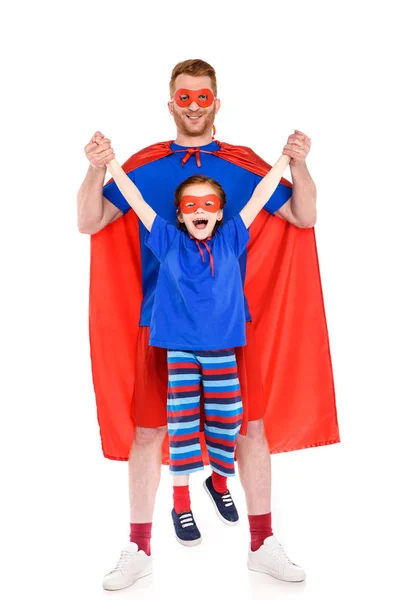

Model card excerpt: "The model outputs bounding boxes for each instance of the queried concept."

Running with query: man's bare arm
[77,132,123,235]
[275,130,317,229]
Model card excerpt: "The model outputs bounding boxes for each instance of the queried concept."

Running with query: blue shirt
[103,141,292,326]
[146,214,249,350]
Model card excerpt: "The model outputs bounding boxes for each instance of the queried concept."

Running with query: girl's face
[178,183,223,240]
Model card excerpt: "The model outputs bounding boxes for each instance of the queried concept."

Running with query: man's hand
[84,131,115,171]
[283,130,311,168]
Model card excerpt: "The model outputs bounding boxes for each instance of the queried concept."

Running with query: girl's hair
[174,175,226,233]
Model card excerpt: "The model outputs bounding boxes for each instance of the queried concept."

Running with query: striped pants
[167,349,243,477]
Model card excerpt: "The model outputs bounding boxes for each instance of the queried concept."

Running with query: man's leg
[236,418,271,515]
[235,319,305,582]
[102,426,164,592]
[236,418,273,548]
[129,425,166,523]
[128,329,169,549]
[237,418,305,583]
[103,327,168,592]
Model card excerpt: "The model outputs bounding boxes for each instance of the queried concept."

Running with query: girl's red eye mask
[179,194,221,214]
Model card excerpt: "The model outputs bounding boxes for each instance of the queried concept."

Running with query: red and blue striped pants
[167,349,243,476]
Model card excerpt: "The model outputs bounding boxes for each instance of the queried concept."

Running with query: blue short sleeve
[264,182,292,215]
[145,215,180,262]
[103,171,135,215]
[219,214,250,258]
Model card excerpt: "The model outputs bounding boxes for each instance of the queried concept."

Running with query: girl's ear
[217,209,223,221]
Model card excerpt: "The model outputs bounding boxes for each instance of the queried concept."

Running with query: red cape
[89,141,340,462]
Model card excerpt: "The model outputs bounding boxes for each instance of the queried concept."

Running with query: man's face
[178,183,223,240]
[168,74,220,140]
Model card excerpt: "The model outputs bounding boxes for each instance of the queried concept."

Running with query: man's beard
[173,106,216,138]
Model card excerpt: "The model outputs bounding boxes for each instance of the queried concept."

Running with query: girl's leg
[211,470,229,493]
[172,474,191,514]
[200,349,243,476]
[167,350,203,545]
[167,350,203,479]
[198,349,243,524]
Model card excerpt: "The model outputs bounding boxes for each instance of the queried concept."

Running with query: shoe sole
[102,568,152,591]
[175,535,202,547]
[247,562,305,583]
[203,480,238,526]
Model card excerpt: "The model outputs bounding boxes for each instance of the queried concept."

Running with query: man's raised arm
[77,131,122,234]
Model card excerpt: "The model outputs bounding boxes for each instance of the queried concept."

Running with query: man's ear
[214,98,221,115]
[168,100,174,116]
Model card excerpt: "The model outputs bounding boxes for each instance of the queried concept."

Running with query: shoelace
[221,492,234,508]
[265,540,293,565]
[110,549,136,573]
[179,512,195,528]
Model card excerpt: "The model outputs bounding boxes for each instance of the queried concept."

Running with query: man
[77,59,339,591]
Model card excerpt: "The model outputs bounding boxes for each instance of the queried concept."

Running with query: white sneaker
[247,535,305,582]
[102,542,152,591]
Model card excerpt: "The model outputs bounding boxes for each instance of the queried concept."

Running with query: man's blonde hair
[169,59,217,97]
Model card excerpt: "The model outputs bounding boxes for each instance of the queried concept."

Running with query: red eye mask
[179,194,221,214]
[173,88,215,108]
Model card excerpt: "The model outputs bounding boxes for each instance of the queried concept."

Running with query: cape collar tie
[173,146,214,168]
[190,235,215,277]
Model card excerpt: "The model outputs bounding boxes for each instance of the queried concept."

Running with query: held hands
[283,130,311,168]
[84,131,115,171]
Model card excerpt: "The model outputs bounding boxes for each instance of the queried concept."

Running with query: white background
[1,1,399,598]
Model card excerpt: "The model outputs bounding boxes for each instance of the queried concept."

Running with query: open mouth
[193,218,208,230]
[187,115,202,120]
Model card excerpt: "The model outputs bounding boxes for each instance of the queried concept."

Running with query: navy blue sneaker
[171,509,202,546]
[203,476,239,526]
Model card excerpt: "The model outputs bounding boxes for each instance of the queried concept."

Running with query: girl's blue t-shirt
[146,214,249,351]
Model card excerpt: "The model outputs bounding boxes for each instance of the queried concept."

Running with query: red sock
[248,513,273,552]
[211,471,228,493]
[173,485,191,514]
[130,522,152,556]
